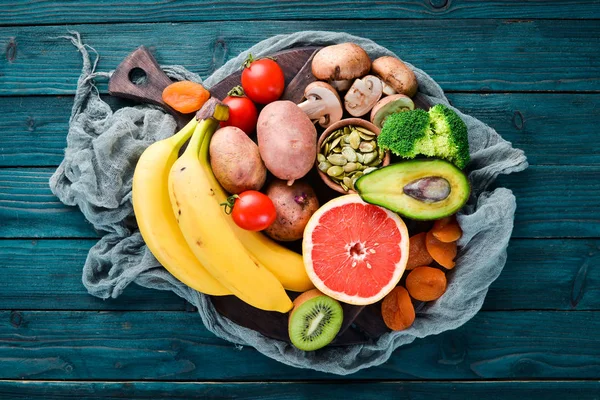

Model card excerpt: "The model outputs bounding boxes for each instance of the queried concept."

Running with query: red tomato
[228,191,277,231]
[241,55,285,104]
[220,91,258,135]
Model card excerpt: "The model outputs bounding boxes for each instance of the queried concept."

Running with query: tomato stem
[227,85,245,97]
[220,194,239,215]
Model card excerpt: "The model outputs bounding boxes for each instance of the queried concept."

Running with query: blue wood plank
[0,169,97,238]
[1,167,595,239]
[2,0,599,24]
[0,310,598,380]
[497,166,600,238]
[0,238,596,311]
[0,20,598,94]
[0,380,599,399]
[2,94,597,167]
[0,239,186,311]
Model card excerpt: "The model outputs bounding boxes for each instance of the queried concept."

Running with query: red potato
[209,126,267,194]
[264,179,320,242]
[256,101,317,185]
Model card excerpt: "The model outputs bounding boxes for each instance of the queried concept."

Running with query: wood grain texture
[1,167,596,239]
[0,310,599,380]
[0,169,97,238]
[0,239,597,312]
[1,20,599,94]
[0,240,185,311]
[1,94,598,167]
[1,380,600,400]
[1,0,599,24]
[497,166,600,238]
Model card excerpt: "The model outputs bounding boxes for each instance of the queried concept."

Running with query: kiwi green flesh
[289,295,343,351]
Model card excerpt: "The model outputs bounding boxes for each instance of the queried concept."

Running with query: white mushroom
[370,94,415,129]
[297,82,343,128]
[344,75,383,117]
[311,43,372,92]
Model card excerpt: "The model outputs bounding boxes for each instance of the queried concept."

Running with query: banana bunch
[132,99,313,313]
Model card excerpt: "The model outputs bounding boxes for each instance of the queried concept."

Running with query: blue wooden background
[1,1,599,398]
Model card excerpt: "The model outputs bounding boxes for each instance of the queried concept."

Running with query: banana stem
[170,118,199,149]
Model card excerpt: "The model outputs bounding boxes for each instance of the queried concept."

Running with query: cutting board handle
[108,46,189,128]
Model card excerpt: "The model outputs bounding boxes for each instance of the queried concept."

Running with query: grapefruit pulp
[302,194,409,305]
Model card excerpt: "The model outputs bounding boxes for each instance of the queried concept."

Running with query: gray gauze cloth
[50,31,528,375]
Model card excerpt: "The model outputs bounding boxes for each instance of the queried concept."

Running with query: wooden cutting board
[109,46,432,346]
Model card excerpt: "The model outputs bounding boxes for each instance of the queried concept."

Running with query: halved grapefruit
[302,194,409,305]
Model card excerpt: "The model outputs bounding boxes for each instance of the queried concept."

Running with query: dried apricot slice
[432,215,462,243]
[405,266,447,301]
[406,232,434,270]
[162,81,210,114]
[425,230,457,269]
[381,286,415,331]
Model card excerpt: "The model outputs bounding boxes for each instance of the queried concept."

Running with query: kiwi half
[288,289,344,351]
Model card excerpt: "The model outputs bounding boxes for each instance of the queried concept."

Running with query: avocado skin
[355,159,470,221]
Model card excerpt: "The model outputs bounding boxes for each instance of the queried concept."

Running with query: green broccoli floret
[377,104,470,169]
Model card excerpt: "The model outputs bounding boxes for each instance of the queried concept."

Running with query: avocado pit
[403,176,451,203]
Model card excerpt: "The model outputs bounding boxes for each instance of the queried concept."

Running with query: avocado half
[355,159,470,220]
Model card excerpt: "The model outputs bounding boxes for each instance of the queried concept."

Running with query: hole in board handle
[129,67,148,86]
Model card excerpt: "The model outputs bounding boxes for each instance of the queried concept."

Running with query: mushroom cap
[344,75,383,117]
[369,94,415,129]
[301,81,343,128]
[371,56,418,97]
[312,43,372,81]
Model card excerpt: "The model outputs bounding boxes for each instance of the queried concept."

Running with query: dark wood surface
[1,1,599,398]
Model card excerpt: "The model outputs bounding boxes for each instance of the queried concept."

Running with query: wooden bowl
[316,118,391,194]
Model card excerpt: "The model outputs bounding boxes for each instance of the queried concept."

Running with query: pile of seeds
[318,125,385,191]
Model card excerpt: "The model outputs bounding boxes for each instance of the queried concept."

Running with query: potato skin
[257,101,317,184]
[264,179,320,242]
[209,126,267,194]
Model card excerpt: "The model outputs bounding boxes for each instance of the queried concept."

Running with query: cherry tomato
[227,191,277,231]
[241,54,285,104]
[220,87,258,135]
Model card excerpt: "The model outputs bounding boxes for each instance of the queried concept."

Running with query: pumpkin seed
[362,151,377,164]
[330,136,342,150]
[363,167,378,174]
[318,161,332,172]
[317,153,326,163]
[327,165,344,177]
[327,154,347,166]
[367,158,382,167]
[341,147,357,162]
[342,133,350,144]
[343,176,353,191]
[356,153,364,163]
[349,130,361,149]
[359,141,375,153]
[351,171,364,179]
[331,147,342,153]
[323,142,330,154]
[344,126,351,136]
[358,131,375,140]
[355,126,375,136]
[343,162,359,173]
[340,182,349,191]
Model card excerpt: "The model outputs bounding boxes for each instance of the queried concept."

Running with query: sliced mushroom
[297,81,343,128]
[344,75,383,117]
[311,43,371,92]
[372,56,418,98]
[370,94,415,129]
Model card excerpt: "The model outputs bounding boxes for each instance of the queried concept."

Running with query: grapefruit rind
[302,194,409,305]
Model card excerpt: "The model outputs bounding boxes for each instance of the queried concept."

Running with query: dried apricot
[405,266,447,301]
[162,81,210,114]
[425,230,457,269]
[406,232,434,270]
[381,286,415,331]
[432,215,462,243]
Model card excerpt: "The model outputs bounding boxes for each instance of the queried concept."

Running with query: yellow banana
[199,140,314,293]
[169,105,292,313]
[132,118,230,296]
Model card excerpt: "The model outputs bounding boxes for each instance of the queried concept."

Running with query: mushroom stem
[297,97,327,119]
[382,81,397,96]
